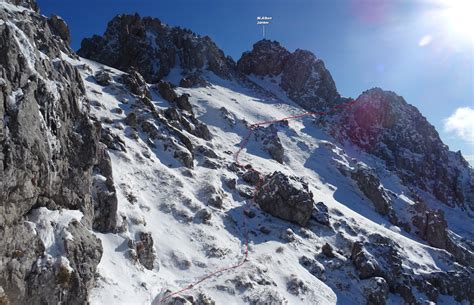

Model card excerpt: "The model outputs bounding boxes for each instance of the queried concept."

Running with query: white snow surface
[57,54,467,305]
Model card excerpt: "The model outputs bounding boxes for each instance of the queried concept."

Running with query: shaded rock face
[179,73,209,88]
[311,202,330,226]
[350,234,474,304]
[280,49,340,111]
[78,14,235,82]
[334,88,474,212]
[412,208,448,249]
[255,171,314,226]
[237,40,341,111]
[237,39,290,76]
[47,15,70,44]
[411,202,474,266]
[156,80,193,112]
[92,147,118,233]
[122,67,151,99]
[0,2,113,303]
[254,123,285,163]
[361,277,389,305]
[350,163,392,216]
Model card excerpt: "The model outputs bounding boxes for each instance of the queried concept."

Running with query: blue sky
[38,0,473,162]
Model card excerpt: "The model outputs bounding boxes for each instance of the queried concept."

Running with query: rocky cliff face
[78,14,235,83]
[237,39,342,111]
[0,1,116,304]
[331,88,474,212]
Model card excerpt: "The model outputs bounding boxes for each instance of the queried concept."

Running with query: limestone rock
[78,14,234,82]
[94,70,112,86]
[254,124,285,163]
[351,163,392,216]
[255,171,314,226]
[135,232,157,270]
[237,39,290,76]
[334,88,474,212]
[47,15,71,44]
[157,80,178,103]
[311,201,330,226]
[237,40,341,111]
[121,67,151,99]
[361,277,389,305]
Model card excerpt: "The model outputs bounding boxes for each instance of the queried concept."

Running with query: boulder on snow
[242,170,261,185]
[286,274,308,296]
[321,243,335,258]
[255,171,314,226]
[94,70,112,86]
[124,112,137,128]
[134,232,156,270]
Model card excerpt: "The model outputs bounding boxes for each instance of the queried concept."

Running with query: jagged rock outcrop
[280,49,341,111]
[156,80,193,112]
[350,234,474,304]
[361,277,389,305]
[410,200,474,266]
[78,14,235,82]
[350,163,392,216]
[255,171,314,226]
[237,39,342,111]
[115,67,212,168]
[136,232,156,270]
[237,39,290,76]
[92,146,118,233]
[333,88,474,212]
[311,201,330,226]
[412,208,448,249]
[8,0,38,11]
[22,215,103,305]
[122,67,151,99]
[253,123,285,163]
[47,15,70,44]
[0,1,115,303]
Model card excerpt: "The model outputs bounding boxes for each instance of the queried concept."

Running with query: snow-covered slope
[62,54,472,305]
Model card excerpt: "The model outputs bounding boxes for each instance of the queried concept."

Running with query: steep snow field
[61,55,465,305]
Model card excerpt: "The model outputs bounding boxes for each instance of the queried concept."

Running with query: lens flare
[439,0,474,45]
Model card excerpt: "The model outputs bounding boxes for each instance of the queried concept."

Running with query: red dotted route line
[157,100,357,304]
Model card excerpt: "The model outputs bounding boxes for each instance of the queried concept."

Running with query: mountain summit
[78,13,235,82]
[237,39,342,111]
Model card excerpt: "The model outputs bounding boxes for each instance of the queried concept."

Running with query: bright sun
[440,0,474,44]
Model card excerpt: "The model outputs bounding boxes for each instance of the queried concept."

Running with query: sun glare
[440,0,474,44]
